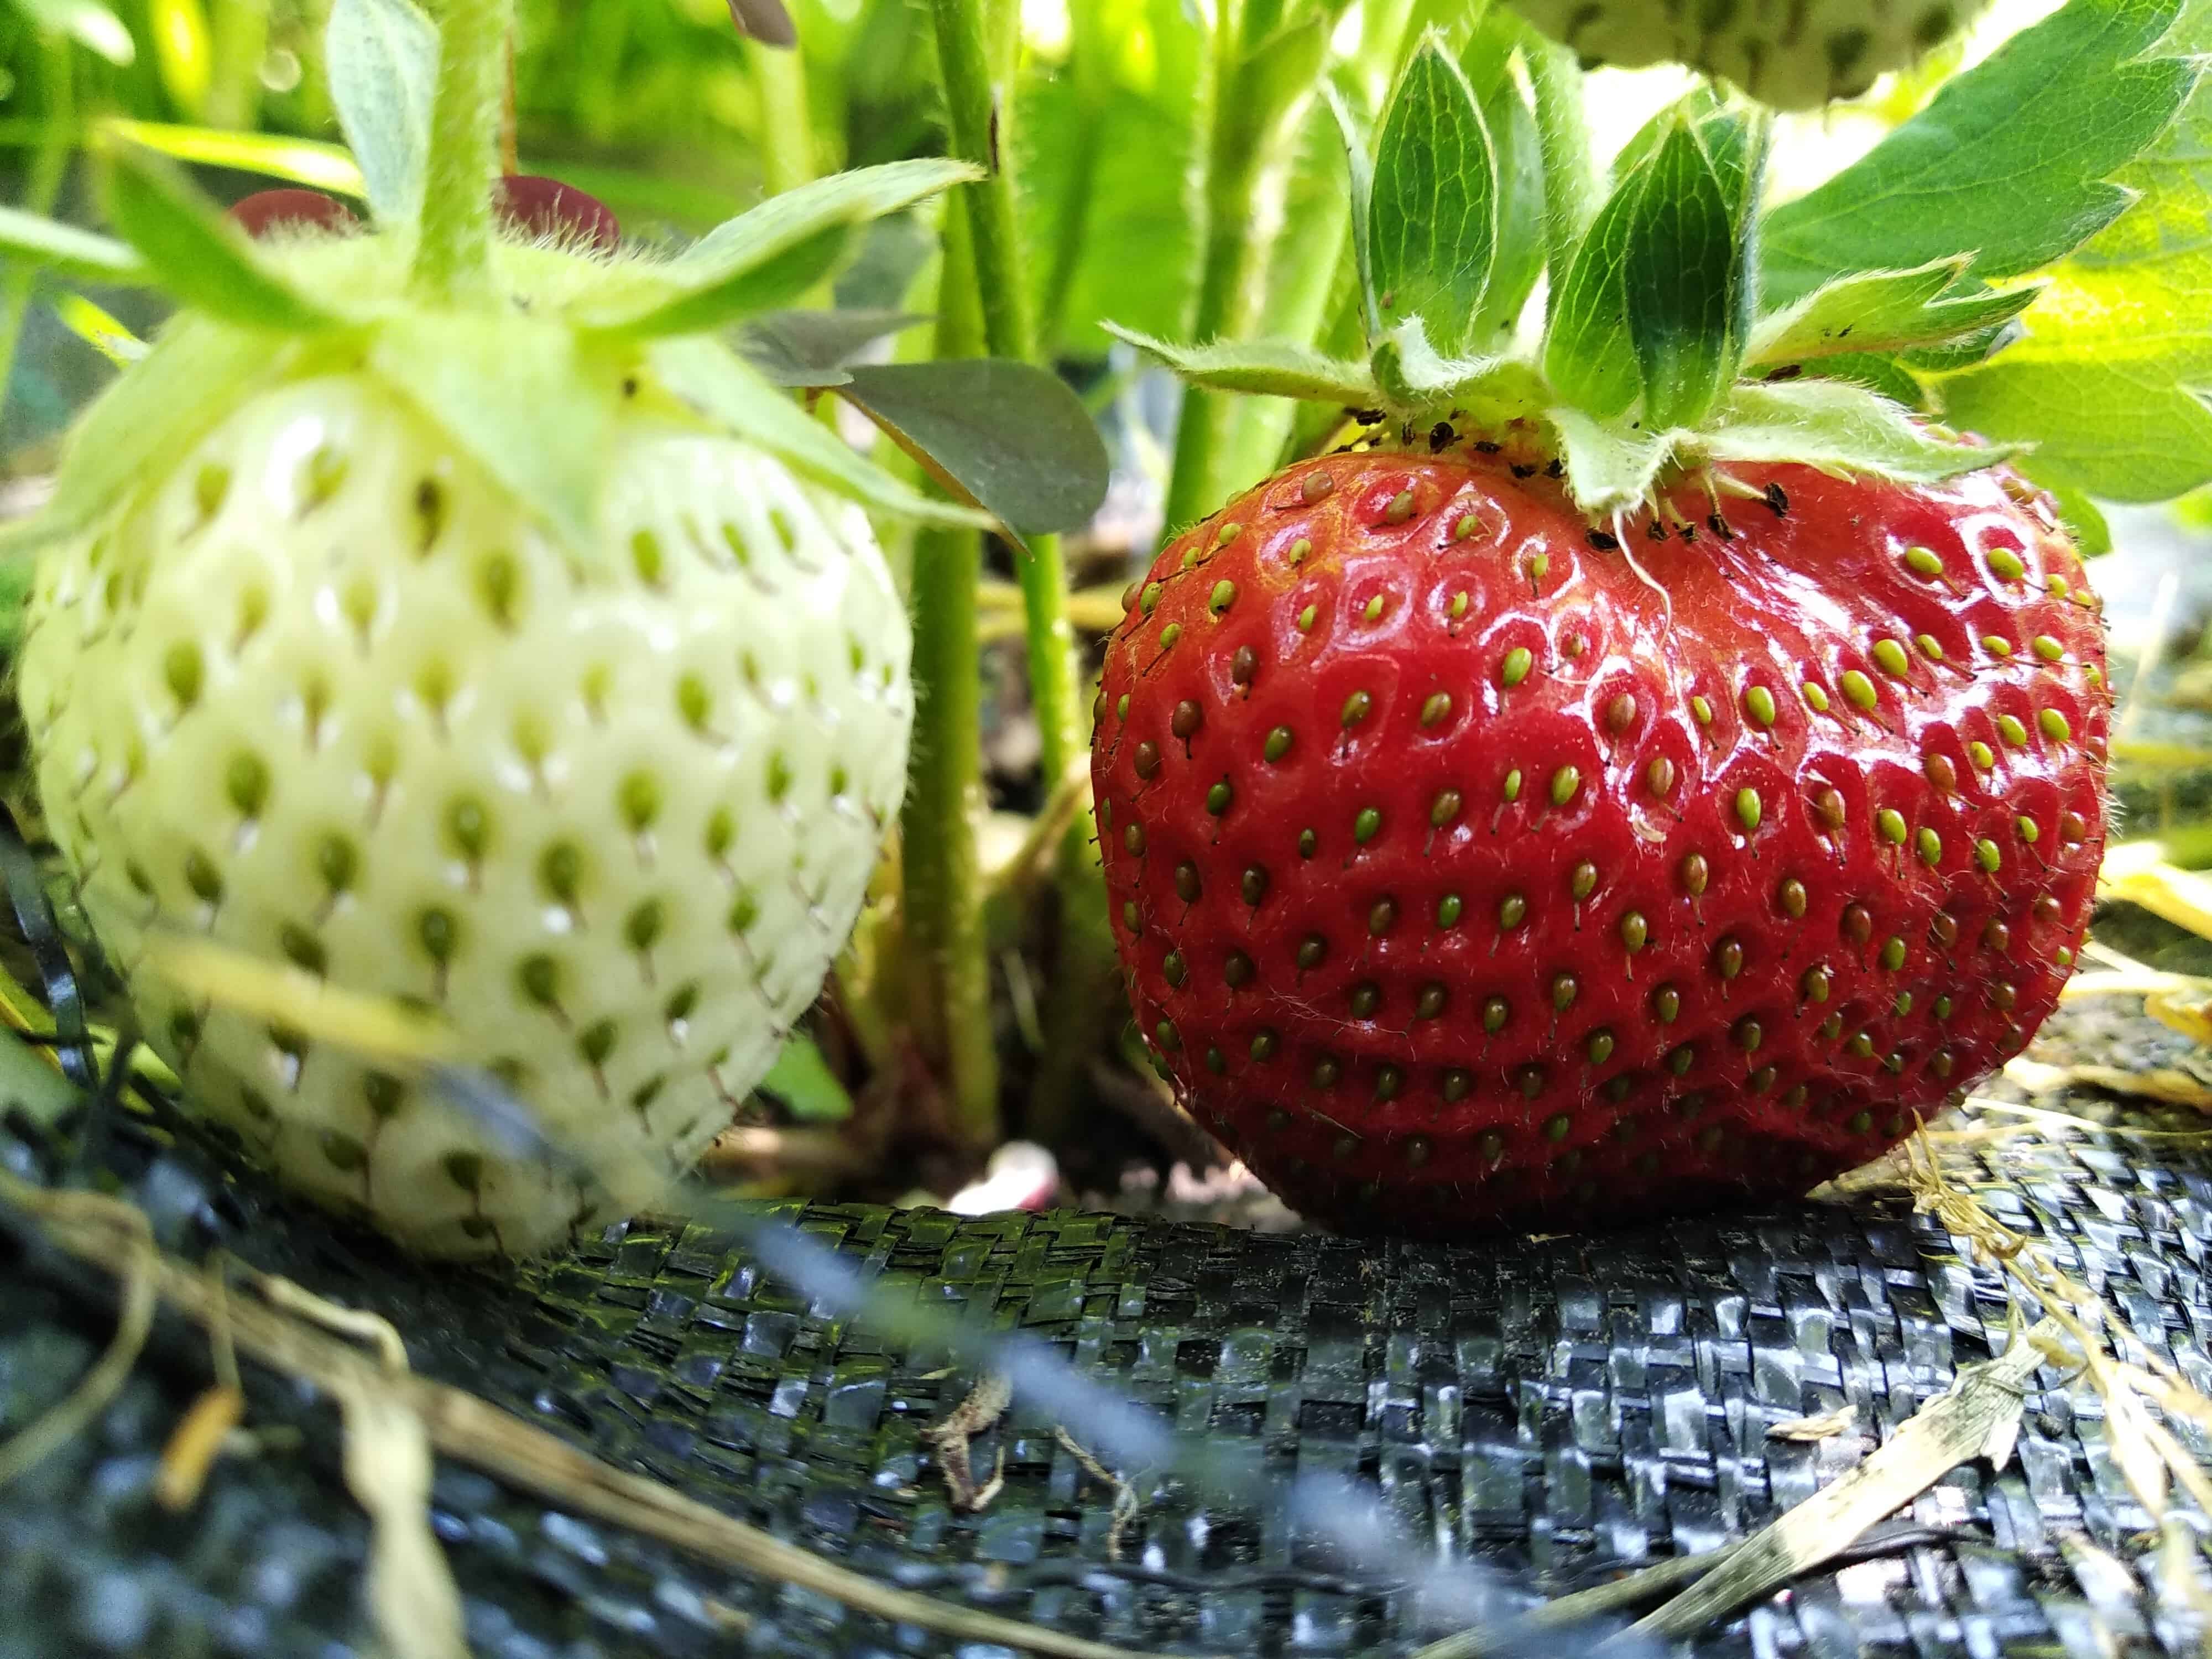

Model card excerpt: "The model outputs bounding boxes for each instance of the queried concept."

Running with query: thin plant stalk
[898,201,1001,1149]
[1160,0,1328,533]
[411,0,513,304]
[750,40,816,197]
[0,36,73,429]
[205,0,271,132]
[925,0,1083,839]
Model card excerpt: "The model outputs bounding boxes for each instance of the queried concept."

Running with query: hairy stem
[411,0,514,304]
[899,203,1002,1151]
[1161,1,1328,534]
[0,36,71,432]
[750,40,816,197]
[1522,30,1598,306]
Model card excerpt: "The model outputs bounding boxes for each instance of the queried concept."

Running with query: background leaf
[675,158,978,274]
[837,359,1110,540]
[758,1031,854,1122]
[0,205,148,285]
[324,0,438,229]
[593,222,852,336]
[102,119,366,196]
[14,0,133,62]
[1927,0,2212,501]
[1366,35,1498,359]
[1759,0,2198,306]
[737,308,926,387]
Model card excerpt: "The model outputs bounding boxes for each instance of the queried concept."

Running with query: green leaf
[0,205,149,285]
[836,359,1110,541]
[1935,359,2212,500]
[103,149,342,332]
[4,315,272,552]
[1370,317,1551,418]
[1367,34,1498,360]
[737,309,928,388]
[1103,323,1381,404]
[1323,80,1383,341]
[324,0,438,229]
[1623,109,1755,431]
[757,1030,853,1123]
[675,160,981,275]
[1696,379,2016,482]
[588,223,853,338]
[1749,259,2043,366]
[645,336,992,529]
[14,0,133,63]
[52,291,148,364]
[1759,0,2200,306]
[2044,479,2114,555]
[1459,8,1545,349]
[102,119,366,197]
[1924,0,2212,503]
[1541,139,1652,421]
[369,313,619,554]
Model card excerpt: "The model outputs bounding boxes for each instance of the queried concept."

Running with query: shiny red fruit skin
[1092,444,2108,1239]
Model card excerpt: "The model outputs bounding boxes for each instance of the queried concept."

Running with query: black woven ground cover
[6,990,2212,1658]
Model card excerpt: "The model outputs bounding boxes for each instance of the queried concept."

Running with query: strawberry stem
[411,0,512,304]
[899,204,1003,1151]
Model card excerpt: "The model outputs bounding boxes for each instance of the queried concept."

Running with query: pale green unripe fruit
[19,370,913,1258]
[1504,0,1989,108]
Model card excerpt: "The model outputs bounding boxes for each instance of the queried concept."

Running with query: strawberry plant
[1095,1,2204,1235]
[0,0,1105,1256]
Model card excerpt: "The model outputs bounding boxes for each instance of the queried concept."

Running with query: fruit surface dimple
[1092,448,2106,1239]
[20,373,912,1258]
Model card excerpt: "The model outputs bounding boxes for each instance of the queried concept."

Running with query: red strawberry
[1092,440,2107,1238]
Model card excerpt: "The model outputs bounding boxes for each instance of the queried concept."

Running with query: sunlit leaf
[325,0,439,229]
[0,204,149,285]
[103,118,364,196]
[1749,258,2043,366]
[1103,323,1379,404]
[836,359,1110,540]
[13,0,133,64]
[103,147,342,331]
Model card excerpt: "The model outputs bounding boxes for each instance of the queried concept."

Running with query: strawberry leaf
[103,148,344,332]
[1924,0,2212,502]
[592,223,852,337]
[835,360,1109,542]
[1759,0,2199,306]
[1541,136,1650,421]
[737,309,927,388]
[1370,318,1550,420]
[674,160,980,276]
[101,119,367,198]
[1748,259,2043,367]
[1367,34,1498,360]
[645,336,993,529]
[1,316,274,552]
[324,0,438,231]
[1459,8,1546,351]
[1103,324,1381,404]
[369,312,620,554]
[1547,406,1671,515]
[1695,379,2014,481]
[1623,106,1764,431]
[1322,81,1383,341]
[0,205,149,285]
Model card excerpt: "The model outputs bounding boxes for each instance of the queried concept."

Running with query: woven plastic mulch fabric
[6,997,2212,1657]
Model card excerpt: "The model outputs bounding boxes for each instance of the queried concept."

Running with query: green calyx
[1110,0,2205,526]
[0,0,1112,561]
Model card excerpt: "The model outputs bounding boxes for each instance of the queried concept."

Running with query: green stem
[1161,1,1327,533]
[204,0,270,131]
[0,38,72,434]
[410,0,514,305]
[1522,30,1598,307]
[899,202,1000,1151]
[750,41,816,197]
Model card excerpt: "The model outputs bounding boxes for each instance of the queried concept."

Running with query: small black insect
[1545,459,1565,479]
[1588,529,1621,551]
[1399,420,1416,446]
[1708,513,1735,541]
[1473,440,1501,454]
[1349,408,1385,425]
[1510,463,1537,478]
[1646,518,1668,541]
[1764,364,1803,383]
[1428,421,1456,453]
[1678,522,1697,542]
[1764,482,1790,518]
